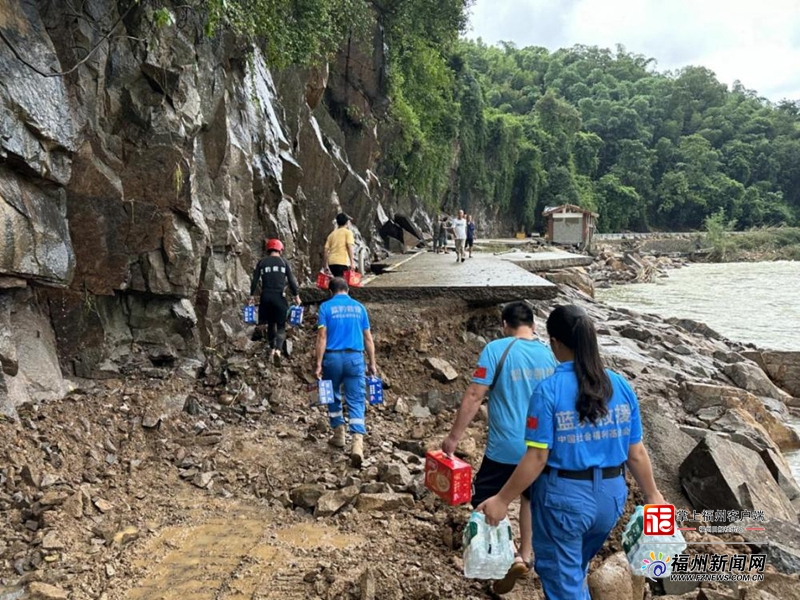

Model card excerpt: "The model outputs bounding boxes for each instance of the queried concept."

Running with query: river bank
[707,227,800,262]
[590,228,800,287]
[596,259,800,507]
[2,268,800,599]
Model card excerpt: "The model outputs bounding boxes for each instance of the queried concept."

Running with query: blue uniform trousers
[532,468,628,599]
[322,352,367,434]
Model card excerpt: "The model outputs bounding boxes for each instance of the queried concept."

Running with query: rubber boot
[350,434,364,468]
[329,425,346,449]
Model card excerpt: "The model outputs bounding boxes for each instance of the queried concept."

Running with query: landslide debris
[1,291,798,599]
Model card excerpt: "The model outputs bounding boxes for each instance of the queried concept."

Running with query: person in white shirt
[451,209,468,263]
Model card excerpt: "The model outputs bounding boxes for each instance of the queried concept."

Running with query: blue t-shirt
[317,294,370,351]
[472,338,557,465]
[524,362,643,471]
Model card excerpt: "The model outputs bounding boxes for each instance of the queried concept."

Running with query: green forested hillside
[445,42,800,232]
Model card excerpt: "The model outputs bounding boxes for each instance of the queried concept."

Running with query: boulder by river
[745,351,800,400]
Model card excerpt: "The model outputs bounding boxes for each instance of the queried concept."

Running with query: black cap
[336,213,352,227]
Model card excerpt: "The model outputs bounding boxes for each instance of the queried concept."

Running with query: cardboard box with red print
[425,450,472,506]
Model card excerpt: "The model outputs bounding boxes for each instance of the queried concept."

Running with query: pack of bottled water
[622,505,687,579]
[242,305,257,324]
[463,512,515,580]
[288,305,304,327]
[317,380,335,405]
[366,376,383,405]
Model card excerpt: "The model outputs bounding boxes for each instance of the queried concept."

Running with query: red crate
[316,271,331,290]
[425,450,472,506]
[344,270,362,288]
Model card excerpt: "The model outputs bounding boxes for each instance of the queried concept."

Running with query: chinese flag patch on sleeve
[526,416,538,430]
[473,366,487,379]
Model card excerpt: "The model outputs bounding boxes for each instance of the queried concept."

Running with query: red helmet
[266,239,284,253]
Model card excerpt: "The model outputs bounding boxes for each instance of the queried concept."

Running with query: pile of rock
[286,448,427,518]
[590,246,688,286]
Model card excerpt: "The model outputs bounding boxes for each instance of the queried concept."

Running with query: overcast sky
[467,0,800,102]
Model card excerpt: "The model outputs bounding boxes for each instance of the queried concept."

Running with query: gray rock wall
[0,0,394,414]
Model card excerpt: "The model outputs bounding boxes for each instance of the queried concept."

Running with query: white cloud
[467,0,800,101]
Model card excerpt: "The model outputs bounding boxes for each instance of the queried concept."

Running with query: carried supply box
[424,450,472,505]
[316,271,331,290]
[243,305,257,324]
[288,305,304,327]
[367,376,383,405]
[344,270,362,288]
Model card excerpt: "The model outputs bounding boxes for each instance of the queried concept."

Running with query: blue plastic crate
[367,376,383,405]
[243,305,257,324]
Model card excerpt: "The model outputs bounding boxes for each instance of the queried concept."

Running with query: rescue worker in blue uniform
[315,277,377,468]
[442,301,556,595]
[478,304,665,600]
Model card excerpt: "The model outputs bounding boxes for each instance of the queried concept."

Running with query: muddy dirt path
[0,300,553,599]
[124,498,363,600]
[119,496,541,600]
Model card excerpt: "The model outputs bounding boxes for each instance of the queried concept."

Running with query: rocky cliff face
[0,0,401,415]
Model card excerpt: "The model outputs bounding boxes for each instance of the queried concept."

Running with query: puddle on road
[125,510,363,600]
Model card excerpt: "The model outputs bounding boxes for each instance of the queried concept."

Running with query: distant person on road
[435,215,450,254]
[452,209,468,263]
[478,305,665,600]
[324,213,356,278]
[466,214,476,258]
[443,302,557,594]
[315,277,377,467]
[433,216,442,253]
[250,239,301,367]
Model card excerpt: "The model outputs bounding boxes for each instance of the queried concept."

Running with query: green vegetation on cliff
[189,0,472,206]
[199,0,371,66]
[373,0,472,202]
[188,1,800,235]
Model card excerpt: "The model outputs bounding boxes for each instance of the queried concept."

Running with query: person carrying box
[443,302,557,594]
[249,238,301,367]
[314,277,377,467]
[324,213,356,278]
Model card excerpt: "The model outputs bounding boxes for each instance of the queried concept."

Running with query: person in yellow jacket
[324,213,356,277]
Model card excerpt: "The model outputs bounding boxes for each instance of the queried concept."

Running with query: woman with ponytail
[478,305,664,600]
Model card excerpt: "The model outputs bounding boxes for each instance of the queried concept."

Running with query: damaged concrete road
[302,252,558,306]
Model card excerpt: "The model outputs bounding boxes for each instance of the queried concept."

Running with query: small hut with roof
[542,204,598,250]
